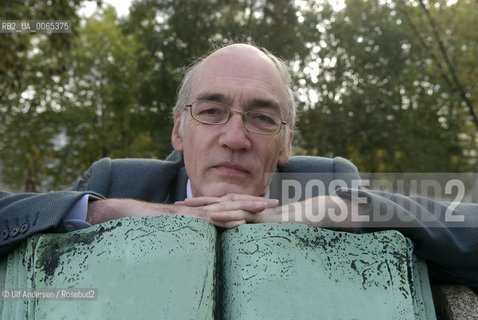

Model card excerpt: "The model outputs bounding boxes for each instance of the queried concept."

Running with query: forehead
[191,47,285,109]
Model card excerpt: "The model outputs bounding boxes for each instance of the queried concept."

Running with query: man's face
[172,45,292,197]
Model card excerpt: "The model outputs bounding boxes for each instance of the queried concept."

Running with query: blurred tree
[1,0,477,192]
[54,6,150,187]
[397,0,478,166]
[1,0,317,190]
[0,0,100,191]
[122,0,318,159]
[296,0,477,172]
[398,0,478,129]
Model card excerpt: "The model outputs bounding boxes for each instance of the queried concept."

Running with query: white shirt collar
[186,179,194,199]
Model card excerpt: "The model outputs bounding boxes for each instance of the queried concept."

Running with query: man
[85,44,362,228]
[0,43,477,287]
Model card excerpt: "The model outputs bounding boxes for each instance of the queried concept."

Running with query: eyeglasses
[185,100,287,135]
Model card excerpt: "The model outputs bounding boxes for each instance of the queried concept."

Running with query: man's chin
[200,182,263,197]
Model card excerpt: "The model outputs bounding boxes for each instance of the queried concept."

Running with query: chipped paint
[0,217,435,319]
[1,215,216,320]
[219,224,436,320]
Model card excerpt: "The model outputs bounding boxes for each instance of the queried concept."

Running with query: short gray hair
[172,44,296,139]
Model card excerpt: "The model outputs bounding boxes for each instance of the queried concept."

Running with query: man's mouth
[212,162,251,177]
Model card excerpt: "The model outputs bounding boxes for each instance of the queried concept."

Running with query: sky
[78,0,346,18]
[78,0,133,18]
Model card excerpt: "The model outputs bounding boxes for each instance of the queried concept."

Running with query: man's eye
[252,113,277,125]
[198,107,221,115]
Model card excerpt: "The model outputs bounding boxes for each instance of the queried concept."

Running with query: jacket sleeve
[0,153,185,258]
[0,190,96,258]
[0,158,110,258]
[281,155,478,286]
[324,157,478,286]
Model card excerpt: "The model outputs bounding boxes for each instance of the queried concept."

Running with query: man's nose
[218,112,251,151]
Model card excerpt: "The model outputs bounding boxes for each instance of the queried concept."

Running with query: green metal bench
[0,215,437,319]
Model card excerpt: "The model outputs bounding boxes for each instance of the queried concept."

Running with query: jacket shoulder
[280,156,359,174]
[78,151,184,200]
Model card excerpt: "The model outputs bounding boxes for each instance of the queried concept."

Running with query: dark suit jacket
[0,151,477,287]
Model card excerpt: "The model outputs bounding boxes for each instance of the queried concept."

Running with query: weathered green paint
[219,224,436,320]
[1,215,216,320]
[0,216,436,319]
[412,254,437,319]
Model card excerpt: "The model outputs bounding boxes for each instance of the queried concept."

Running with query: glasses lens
[245,111,282,134]
[190,100,284,135]
[193,101,229,124]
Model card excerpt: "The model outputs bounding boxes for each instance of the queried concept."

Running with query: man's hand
[87,194,367,232]
[86,195,279,228]
[177,194,367,232]
[260,196,368,232]
[175,194,279,228]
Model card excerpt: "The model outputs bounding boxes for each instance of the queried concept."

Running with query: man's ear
[278,129,293,165]
[171,114,184,152]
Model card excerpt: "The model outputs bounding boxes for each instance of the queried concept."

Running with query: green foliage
[0,0,98,191]
[53,6,150,186]
[0,0,477,192]
[296,0,477,172]
[122,0,317,159]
